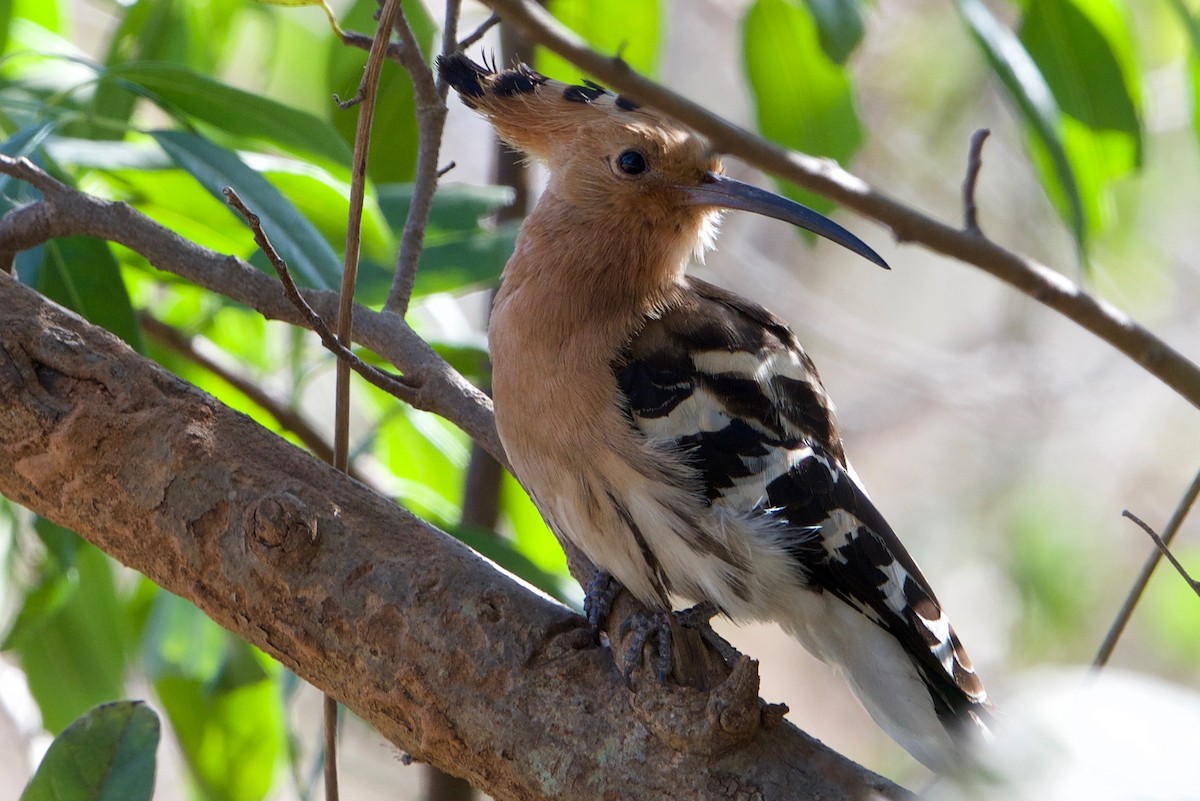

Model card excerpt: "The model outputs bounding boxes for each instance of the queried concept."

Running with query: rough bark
[0,273,912,800]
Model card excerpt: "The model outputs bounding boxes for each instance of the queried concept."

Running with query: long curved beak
[682,172,889,270]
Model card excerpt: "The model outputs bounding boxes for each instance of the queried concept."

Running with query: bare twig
[962,128,990,234]
[1094,467,1200,667]
[222,187,418,402]
[326,1,404,797]
[458,13,501,51]
[477,0,1200,413]
[382,8,449,317]
[340,30,406,65]
[1122,510,1200,596]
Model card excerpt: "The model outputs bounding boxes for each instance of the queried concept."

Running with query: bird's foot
[583,570,622,641]
[619,609,673,686]
[675,601,741,667]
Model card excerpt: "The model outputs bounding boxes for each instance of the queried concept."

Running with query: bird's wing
[614,277,988,724]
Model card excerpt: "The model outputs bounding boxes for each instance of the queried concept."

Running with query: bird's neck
[497,188,700,331]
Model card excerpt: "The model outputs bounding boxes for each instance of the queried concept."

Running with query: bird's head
[438,52,887,270]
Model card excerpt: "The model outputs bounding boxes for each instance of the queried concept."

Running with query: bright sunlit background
[2,0,1200,798]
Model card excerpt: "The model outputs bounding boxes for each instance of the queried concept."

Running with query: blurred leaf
[327,0,435,183]
[103,62,352,166]
[377,183,518,298]
[151,129,341,290]
[743,0,862,214]
[453,526,575,605]
[145,592,282,801]
[377,183,515,234]
[1144,546,1200,668]
[957,0,1086,250]
[11,0,64,35]
[1019,0,1141,238]
[37,236,145,352]
[429,340,491,385]
[156,664,283,801]
[142,590,227,684]
[20,701,160,801]
[1167,0,1200,150]
[411,223,518,297]
[537,0,662,79]
[242,152,394,267]
[0,0,11,69]
[802,0,865,64]
[0,123,54,215]
[10,544,128,733]
[501,472,571,584]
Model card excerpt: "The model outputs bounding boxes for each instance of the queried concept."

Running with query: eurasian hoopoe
[439,52,992,772]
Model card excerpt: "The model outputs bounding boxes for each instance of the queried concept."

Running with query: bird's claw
[675,601,741,667]
[619,609,673,686]
[583,570,622,641]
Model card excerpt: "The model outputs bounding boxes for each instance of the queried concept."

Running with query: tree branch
[0,273,913,801]
[476,0,1200,412]
[0,154,504,466]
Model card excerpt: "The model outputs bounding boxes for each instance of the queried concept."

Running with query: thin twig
[477,0,1200,413]
[1094,468,1200,667]
[382,7,449,317]
[458,13,501,50]
[340,30,406,65]
[962,128,990,234]
[222,187,418,401]
[1122,510,1200,595]
[327,1,404,798]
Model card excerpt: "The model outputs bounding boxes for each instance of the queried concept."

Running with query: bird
[438,52,992,772]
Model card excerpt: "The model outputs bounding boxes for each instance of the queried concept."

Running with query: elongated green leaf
[1019,0,1142,238]
[104,62,352,165]
[743,0,862,214]
[155,658,283,801]
[38,236,145,352]
[12,0,64,36]
[10,545,129,733]
[20,701,160,801]
[957,0,1086,248]
[152,130,341,290]
[537,0,662,80]
[410,223,519,297]
[0,123,53,214]
[377,183,516,234]
[802,0,865,64]
[327,0,435,183]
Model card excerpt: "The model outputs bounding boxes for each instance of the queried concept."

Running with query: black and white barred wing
[616,277,990,769]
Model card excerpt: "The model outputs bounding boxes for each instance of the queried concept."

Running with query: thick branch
[0,274,912,801]
[479,0,1200,412]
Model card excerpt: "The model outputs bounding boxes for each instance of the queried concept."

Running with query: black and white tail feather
[614,277,993,771]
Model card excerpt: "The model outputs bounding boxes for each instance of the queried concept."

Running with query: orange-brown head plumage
[439,52,723,248]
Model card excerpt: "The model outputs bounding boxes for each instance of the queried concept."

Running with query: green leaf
[1144,546,1200,668]
[453,526,575,605]
[1166,1,1200,153]
[151,129,341,290]
[20,701,160,801]
[37,236,145,352]
[410,223,518,297]
[957,0,1086,250]
[326,0,435,183]
[1019,0,1142,238]
[742,0,863,214]
[0,123,54,213]
[156,664,283,801]
[501,472,571,588]
[802,0,865,64]
[103,62,352,166]
[537,0,662,80]
[11,0,64,36]
[10,545,129,733]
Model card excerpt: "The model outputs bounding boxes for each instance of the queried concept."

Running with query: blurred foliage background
[2,0,1199,798]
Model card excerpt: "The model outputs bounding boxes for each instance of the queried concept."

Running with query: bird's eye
[616,149,648,176]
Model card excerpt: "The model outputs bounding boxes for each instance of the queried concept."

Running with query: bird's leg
[619,610,673,686]
[583,569,622,641]
[675,602,741,667]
